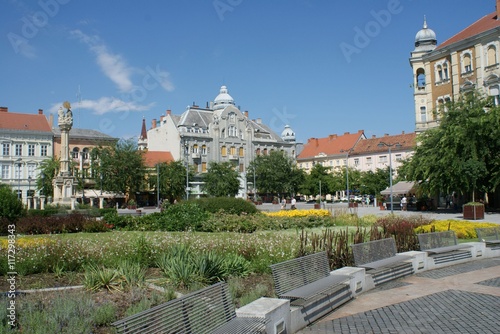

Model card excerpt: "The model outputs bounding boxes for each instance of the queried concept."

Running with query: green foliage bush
[192,197,259,215]
[0,184,25,222]
[10,213,91,235]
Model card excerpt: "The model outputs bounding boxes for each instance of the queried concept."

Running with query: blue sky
[1,0,495,143]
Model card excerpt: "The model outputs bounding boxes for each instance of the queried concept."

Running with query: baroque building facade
[410,2,500,133]
[0,107,53,206]
[144,85,298,198]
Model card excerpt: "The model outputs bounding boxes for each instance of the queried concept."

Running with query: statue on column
[53,101,75,205]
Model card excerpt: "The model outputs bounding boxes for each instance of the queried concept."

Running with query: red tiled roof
[142,151,174,167]
[297,130,365,160]
[437,12,500,50]
[351,133,416,155]
[0,111,51,132]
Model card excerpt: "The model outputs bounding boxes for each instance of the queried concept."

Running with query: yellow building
[410,2,500,133]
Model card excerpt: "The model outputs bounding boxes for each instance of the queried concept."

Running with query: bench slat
[112,282,267,334]
[358,254,413,270]
[279,274,350,300]
[351,238,398,266]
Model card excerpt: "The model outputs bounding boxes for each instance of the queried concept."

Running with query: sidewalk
[298,257,500,333]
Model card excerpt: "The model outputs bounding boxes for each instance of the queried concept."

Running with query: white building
[0,107,53,206]
[144,85,299,198]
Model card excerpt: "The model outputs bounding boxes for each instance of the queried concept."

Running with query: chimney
[160,115,165,123]
[166,109,171,116]
[256,118,262,124]
[38,108,43,114]
[328,134,337,140]
[344,132,350,135]
[0,106,8,112]
[315,138,319,146]
[358,129,364,133]
[402,130,405,135]
[244,111,249,118]
[372,135,376,139]
[384,133,389,137]
[152,119,157,129]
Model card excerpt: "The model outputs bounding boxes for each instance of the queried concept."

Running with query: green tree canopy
[203,161,240,197]
[300,163,333,196]
[95,138,146,200]
[400,92,500,201]
[158,160,190,203]
[36,157,60,197]
[248,151,304,197]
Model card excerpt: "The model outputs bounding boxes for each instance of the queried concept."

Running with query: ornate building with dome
[410,1,500,133]
[143,85,299,198]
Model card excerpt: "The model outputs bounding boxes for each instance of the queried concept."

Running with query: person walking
[281,197,286,210]
[401,195,408,211]
[291,197,297,210]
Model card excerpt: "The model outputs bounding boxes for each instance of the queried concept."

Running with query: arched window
[82,148,89,160]
[192,144,198,153]
[256,148,261,156]
[416,68,426,88]
[443,63,449,80]
[72,147,79,159]
[437,64,443,81]
[201,145,207,155]
[463,53,472,72]
[228,126,237,137]
[230,146,236,155]
[489,85,500,106]
[263,148,268,155]
[221,128,225,138]
[488,45,497,66]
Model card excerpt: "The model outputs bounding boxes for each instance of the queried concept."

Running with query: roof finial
[423,15,427,29]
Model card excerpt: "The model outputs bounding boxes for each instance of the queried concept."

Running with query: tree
[203,161,240,197]
[158,161,190,203]
[300,163,333,197]
[360,168,391,195]
[0,184,25,222]
[248,151,304,197]
[96,138,146,201]
[401,92,500,201]
[36,157,60,197]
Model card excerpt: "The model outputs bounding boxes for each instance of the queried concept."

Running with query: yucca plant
[156,253,199,289]
[83,264,122,292]
[117,260,147,289]
[194,251,227,284]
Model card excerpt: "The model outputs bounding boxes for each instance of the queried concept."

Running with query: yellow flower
[415,220,497,239]
[263,209,331,218]
[0,237,53,250]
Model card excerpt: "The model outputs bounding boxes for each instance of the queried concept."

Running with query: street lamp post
[377,142,402,214]
[16,159,22,200]
[156,164,160,208]
[27,175,32,208]
[340,148,354,209]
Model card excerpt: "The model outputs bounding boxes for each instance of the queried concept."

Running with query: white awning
[380,181,416,196]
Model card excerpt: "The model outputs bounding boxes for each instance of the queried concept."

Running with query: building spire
[140,117,147,140]
[423,15,427,29]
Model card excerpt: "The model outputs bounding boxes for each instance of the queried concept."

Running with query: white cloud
[71,30,133,92]
[50,97,154,115]
[70,30,174,94]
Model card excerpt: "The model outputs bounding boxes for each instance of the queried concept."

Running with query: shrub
[158,202,209,231]
[82,219,112,233]
[83,264,123,292]
[192,197,259,215]
[0,184,25,222]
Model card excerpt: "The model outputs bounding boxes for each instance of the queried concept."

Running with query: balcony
[192,153,201,159]
[228,155,239,160]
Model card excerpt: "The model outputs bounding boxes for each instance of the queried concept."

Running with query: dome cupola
[414,16,437,52]
[213,85,235,110]
[281,125,296,142]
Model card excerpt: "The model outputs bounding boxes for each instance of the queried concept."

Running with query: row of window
[72,147,90,160]
[300,154,403,169]
[220,126,244,139]
[191,161,246,173]
[220,146,244,157]
[1,163,37,180]
[2,143,49,157]
[416,45,499,88]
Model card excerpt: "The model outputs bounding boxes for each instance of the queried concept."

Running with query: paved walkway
[297,257,500,333]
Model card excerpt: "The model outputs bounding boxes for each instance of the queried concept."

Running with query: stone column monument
[53,101,76,205]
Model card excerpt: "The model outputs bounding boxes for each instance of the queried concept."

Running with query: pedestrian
[281,198,286,210]
[401,195,408,211]
[291,197,296,210]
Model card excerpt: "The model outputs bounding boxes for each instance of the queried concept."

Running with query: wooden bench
[269,251,352,324]
[475,227,500,250]
[417,231,473,265]
[111,282,267,334]
[350,238,414,286]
